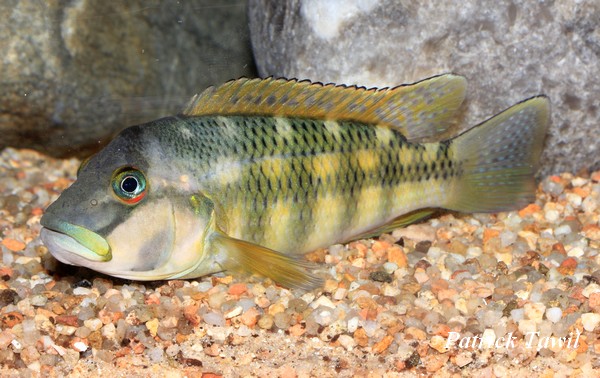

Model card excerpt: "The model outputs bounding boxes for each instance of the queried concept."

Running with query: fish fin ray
[446,96,550,212]
[349,209,436,241]
[213,232,323,291]
[181,74,467,142]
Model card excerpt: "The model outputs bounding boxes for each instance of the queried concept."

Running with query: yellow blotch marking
[388,180,448,214]
[275,117,293,138]
[419,143,438,166]
[303,194,346,252]
[262,199,294,252]
[216,116,239,139]
[324,120,342,140]
[265,157,285,179]
[350,186,386,237]
[399,145,414,166]
[226,201,246,240]
[356,150,378,172]
[375,126,394,145]
[311,154,340,182]
[213,157,243,186]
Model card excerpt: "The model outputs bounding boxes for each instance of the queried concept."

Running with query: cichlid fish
[40,74,549,289]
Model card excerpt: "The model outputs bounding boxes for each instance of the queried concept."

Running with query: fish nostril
[90,199,98,206]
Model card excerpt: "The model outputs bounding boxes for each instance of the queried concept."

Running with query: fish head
[40,124,212,280]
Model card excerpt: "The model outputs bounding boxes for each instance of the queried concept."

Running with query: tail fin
[446,96,550,213]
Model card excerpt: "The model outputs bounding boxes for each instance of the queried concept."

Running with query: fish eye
[111,167,147,205]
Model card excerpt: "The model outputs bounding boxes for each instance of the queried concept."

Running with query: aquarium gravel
[0,147,599,377]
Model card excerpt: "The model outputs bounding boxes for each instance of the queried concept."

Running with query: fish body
[40,75,550,289]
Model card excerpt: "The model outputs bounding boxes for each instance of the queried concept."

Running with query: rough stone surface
[249,0,600,176]
[1,0,254,156]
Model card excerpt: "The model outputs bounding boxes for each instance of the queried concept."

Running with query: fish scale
[178,115,455,255]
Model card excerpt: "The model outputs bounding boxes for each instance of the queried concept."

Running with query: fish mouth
[40,217,112,262]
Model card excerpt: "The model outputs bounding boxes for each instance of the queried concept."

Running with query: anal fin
[349,209,436,241]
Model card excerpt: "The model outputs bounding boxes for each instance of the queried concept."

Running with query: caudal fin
[445,96,550,213]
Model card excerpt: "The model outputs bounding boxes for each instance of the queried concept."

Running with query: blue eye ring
[111,167,147,204]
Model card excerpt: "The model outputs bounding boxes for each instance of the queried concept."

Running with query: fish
[40,74,550,290]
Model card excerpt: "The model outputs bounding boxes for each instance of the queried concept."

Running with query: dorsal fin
[182,74,467,142]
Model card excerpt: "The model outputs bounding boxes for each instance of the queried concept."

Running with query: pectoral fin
[211,231,323,291]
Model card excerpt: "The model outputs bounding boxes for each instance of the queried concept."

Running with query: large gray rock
[249,0,600,176]
[0,0,254,157]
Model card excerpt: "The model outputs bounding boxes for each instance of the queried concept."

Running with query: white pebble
[73,341,88,352]
[567,247,584,258]
[224,305,243,319]
[545,307,562,323]
[203,312,225,327]
[300,292,316,304]
[236,325,252,337]
[581,313,600,332]
[166,344,180,357]
[11,339,22,350]
[84,318,103,332]
[196,281,213,292]
[30,295,47,307]
[510,309,525,322]
[73,287,91,296]
[147,346,164,363]
[518,319,537,335]
[56,325,77,336]
[493,365,509,377]
[566,193,582,207]
[362,320,379,337]
[466,247,482,258]
[27,361,41,373]
[337,334,355,350]
[101,323,116,340]
[333,288,347,300]
[544,210,559,222]
[571,177,588,187]
[311,295,335,309]
[347,317,359,333]
[313,307,333,326]
[554,224,572,236]
[582,196,598,213]
[383,262,398,274]
[500,231,517,247]
[382,284,401,297]
[481,329,496,347]
[582,283,600,298]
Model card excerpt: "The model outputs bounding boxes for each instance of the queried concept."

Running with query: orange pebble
[372,335,394,354]
[31,207,44,216]
[228,283,248,296]
[518,203,541,218]
[371,240,391,254]
[482,229,500,244]
[1,238,25,252]
[558,257,578,275]
[288,323,306,337]
[572,187,588,198]
[387,245,408,268]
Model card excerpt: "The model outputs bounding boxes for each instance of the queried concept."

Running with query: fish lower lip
[40,217,111,262]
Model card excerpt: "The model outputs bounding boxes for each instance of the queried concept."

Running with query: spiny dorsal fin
[182,74,467,142]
